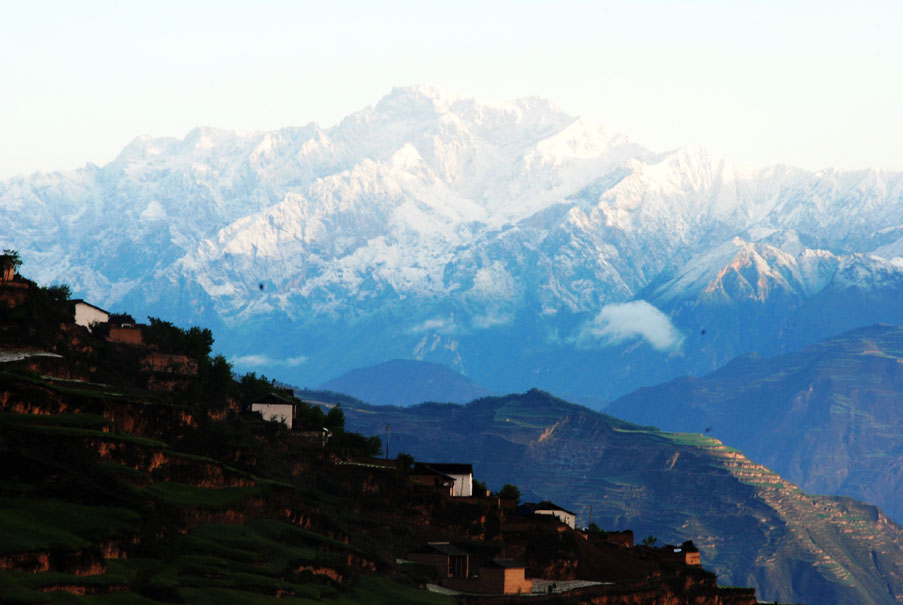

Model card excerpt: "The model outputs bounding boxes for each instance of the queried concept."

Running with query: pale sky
[2,0,902,180]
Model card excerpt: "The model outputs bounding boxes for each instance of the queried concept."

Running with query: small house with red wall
[108,324,143,345]
[445,559,533,595]
[661,541,701,566]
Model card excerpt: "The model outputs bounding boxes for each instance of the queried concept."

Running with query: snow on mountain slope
[4,86,903,399]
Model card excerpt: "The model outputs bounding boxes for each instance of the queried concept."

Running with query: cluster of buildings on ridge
[62,296,702,597]
[248,390,707,596]
[409,543,535,595]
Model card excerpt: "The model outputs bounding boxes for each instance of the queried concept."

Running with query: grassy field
[0,498,139,555]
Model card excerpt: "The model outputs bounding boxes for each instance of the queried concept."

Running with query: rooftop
[419,462,473,475]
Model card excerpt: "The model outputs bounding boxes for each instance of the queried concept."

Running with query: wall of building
[448,473,472,497]
[250,403,295,429]
[445,567,533,594]
[604,530,634,548]
[502,567,533,594]
[535,509,575,529]
[0,285,28,308]
[74,304,109,329]
[409,474,454,496]
[108,326,143,345]
[408,553,448,578]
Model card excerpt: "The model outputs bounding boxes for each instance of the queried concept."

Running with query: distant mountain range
[318,358,494,406]
[606,323,903,525]
[4,86,903,399]
[339,389,903,605]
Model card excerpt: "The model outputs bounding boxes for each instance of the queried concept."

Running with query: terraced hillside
[607,323,903,523]
[340,390,903,604]
[0,271,758,604]
[0,361,459,603]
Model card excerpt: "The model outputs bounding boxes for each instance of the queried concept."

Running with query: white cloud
[577,300,683,351]
[231,353,308,368]
[232,354,270,367]
[472,309,513,329]
[409,316,458,335]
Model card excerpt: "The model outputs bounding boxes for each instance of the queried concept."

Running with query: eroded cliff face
[342,391,903,604]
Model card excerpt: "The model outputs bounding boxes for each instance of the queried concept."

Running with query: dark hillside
[0,264,757,604]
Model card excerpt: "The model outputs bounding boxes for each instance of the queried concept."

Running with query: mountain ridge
[338,388,903,604]
[318,358,495,406]
[606,323,903,524]
[5,86,903,399]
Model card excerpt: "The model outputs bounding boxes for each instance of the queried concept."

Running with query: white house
[71,300,110,330]
[420,463,473,497]
[250,392,298,429]
[524,501,576,529]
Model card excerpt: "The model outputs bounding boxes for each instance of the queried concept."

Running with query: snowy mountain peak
[6,87,903,399]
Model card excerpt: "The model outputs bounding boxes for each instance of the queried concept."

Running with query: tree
[396,452,414,474]
[109,312,136,325]
[641,535,658,547]
[238,372,279,403]
[498,484,521,503]
[328,431,382,458]
[143,318,213,361]
[1,249,21,276]
[203,354,233,408]
[183,326,214,361]
[325,405,345,432]
[473,478,488,496]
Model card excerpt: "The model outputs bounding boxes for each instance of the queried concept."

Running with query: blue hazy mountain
[318,358,495,406]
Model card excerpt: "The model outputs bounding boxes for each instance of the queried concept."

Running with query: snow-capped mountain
[4,85,903,401]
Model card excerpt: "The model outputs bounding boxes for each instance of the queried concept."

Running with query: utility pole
[385,424,390,461]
